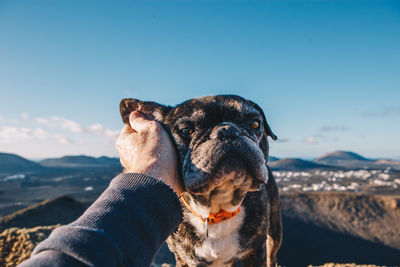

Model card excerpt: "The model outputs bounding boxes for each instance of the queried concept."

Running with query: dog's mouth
[182,138,267,194]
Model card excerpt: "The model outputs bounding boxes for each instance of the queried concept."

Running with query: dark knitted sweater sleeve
[18,173,183,267]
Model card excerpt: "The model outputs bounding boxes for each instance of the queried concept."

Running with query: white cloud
[36,117,53,126]
[0,126,30,143]
[34,115,119,141]
[0,125,78,144]
[54,134,75,144]
[0,126,49,143]
[50,116,83,133]
[36,116,82,133]
[104,129,120,142]
[303,137,318,145]
[34,128,48,140]
[319,125,347,132]
[363,105,400,117]
[86,123,103,134]
[12,115,121,147]
[0,115,4,122]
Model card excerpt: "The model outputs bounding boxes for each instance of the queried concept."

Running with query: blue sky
[0,0,399,159]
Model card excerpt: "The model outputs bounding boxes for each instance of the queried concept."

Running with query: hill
[315,151,368,162]
[39,155,120,168]
[268,156,280,162]
[269,158,334,171]
[314,151,371,168]
[314,151,400,170]
[374,159,400,169]
[0,196,84,232]
[0,153,44,174]
[280,192,400,250]
[279,192,400,265]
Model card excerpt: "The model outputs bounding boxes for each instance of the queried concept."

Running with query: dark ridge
[0,152,44,173]
[39,155,120,168]
[315,151,369,162]
[269,158,334,171]
[280,192,400,250]
[0,196,84,232]
[268,156,280,162]
[153,210,400,267]
[313,151,400,170]
[278,215,400,266]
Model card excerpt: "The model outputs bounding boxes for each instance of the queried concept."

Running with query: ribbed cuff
[33,173,183,267]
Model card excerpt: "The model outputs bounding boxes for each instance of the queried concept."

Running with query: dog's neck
[181,195,241,223]
[182,171,253,219]
[181,193,244,239]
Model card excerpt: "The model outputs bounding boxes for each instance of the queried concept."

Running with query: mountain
[268,156,280,162]
[269,158,333,171]
[313,150,371,169]
[314,151,400,170]
[280,192,400,251]
[0,153,44,174]
[0,196,84,232]
[39,155,120,168]
[315,151,368,162]
[374,159,400,169]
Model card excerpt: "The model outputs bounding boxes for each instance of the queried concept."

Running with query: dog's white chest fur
[187,206,246,266]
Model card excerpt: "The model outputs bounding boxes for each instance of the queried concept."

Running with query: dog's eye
[181,128,194,135]
[250,120,260,129]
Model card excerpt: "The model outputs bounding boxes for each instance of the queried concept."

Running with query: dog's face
[120,95,276,212]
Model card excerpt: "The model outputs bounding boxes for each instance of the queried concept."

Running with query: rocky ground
[0,225,58,267]
[309,264,385,267]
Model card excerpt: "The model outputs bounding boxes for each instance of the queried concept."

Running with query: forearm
[19,173,183,267]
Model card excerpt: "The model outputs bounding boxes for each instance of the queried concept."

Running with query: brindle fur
[120,95,282,267]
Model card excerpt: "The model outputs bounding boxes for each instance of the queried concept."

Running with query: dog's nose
[210,123,241,140]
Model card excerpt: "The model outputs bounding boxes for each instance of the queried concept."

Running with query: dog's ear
[248,101,277,141]
[120,98,171,124]
[247,100,277,163]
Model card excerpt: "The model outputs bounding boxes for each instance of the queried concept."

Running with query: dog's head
[120,95,276,212]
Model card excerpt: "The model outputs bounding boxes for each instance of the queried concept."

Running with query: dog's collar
[180,195,241,237]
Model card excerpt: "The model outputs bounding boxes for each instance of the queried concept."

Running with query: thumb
[129,111,153,132]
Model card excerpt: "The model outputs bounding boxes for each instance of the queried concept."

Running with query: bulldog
[120,95,282,267]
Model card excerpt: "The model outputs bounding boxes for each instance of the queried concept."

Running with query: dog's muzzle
[182,123,268,192]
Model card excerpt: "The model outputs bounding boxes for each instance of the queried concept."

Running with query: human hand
[116,111,182,195]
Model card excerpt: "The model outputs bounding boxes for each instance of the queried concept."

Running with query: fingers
[129,111,161,134]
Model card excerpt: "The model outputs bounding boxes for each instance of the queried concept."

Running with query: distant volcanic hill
[280,192,400,251]
[268,156,280,162]
[39,155,120,168]
[316,151,368,162]
[269,158,332,171]
[374,159,400,170]
[0,196,84,232]
[314,151,400,170]
[0,153,44,174]
[279,192,400,266]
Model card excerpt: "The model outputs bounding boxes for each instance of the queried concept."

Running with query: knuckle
[115,140,122,150]
[149,122,162,132]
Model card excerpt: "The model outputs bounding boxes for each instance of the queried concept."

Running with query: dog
[120,95,282,267]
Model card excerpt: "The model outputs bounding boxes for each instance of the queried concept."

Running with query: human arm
[18,111,183,267]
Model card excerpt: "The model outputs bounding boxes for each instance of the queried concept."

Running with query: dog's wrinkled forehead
[166,95,260,125]
[119,94,277,141]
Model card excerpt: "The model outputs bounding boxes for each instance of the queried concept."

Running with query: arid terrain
[1,151,400,266]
